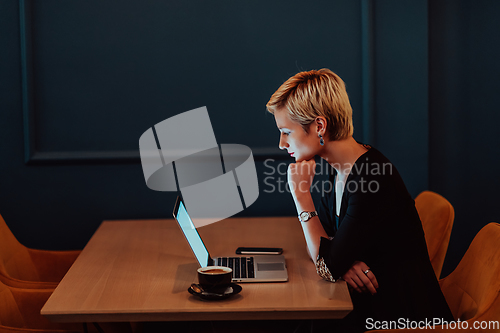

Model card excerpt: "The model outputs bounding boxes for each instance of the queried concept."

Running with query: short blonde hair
[266,68,353,141]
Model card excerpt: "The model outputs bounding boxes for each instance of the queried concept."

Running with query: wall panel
[19,0,363,164]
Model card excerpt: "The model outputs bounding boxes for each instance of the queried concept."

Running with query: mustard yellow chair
[0,280,82,332]
[0,213,80,289]
[367,222,500,332]
[415,191,455,279]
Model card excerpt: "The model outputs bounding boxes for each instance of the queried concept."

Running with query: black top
[317,147,454,331]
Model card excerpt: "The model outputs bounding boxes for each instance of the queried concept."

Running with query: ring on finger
[363,269,370,275]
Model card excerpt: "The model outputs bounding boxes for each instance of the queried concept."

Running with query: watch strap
[298,211,318,222]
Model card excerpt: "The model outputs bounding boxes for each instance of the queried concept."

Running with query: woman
[266,69,453,332]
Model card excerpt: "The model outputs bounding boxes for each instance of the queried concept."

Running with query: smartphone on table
[235,247,283,255]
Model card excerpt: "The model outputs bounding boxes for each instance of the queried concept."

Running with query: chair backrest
[0,281,25,328]
[415,191,455,278]
[0,214,39,281]
[0,279,82,332]
[440,223,500,325]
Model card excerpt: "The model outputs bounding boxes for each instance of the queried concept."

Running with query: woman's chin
[294,154,314,162]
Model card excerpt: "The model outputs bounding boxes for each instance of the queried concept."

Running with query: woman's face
[274,108,319,162]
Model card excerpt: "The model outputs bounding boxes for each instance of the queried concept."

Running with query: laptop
[173,196,288,282]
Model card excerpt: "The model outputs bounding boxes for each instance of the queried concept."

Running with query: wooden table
[41,217,352,323]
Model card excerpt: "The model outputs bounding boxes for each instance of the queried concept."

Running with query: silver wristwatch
[298,211,318,222]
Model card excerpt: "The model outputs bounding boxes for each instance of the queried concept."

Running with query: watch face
[300,212,309,221]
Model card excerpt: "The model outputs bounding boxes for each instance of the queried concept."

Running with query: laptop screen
[174,198,210,267]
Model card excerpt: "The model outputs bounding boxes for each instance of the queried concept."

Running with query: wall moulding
[19,0,372,165]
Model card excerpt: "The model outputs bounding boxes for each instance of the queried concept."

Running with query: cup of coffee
[197,266,232,291]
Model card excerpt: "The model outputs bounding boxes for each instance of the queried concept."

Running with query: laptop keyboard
[216,257,255,279]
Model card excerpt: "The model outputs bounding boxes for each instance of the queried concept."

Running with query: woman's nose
[279,135,288,150]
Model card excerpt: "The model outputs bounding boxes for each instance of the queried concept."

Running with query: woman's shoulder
[346,145,412,204]
[350,145,394,178]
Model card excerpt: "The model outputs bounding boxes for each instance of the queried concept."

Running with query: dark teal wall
[1,0,499,278]
[429,0,500,276]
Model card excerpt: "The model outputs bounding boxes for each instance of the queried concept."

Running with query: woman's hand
[287,159,316,199]
[342,261,379,295]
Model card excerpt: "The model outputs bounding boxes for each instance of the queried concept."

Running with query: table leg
[93,323,105,333]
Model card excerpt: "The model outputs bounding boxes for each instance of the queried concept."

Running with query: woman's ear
[315,116,327,136]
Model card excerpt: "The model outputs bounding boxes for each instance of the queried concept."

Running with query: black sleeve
[317,173,336,237]
[318,183,379,279]
[318,170,406,279]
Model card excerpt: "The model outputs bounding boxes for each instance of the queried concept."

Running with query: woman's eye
[282,132,290,136]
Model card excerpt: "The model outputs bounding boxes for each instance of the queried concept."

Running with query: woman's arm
[287,160,329,264]
[288,159,379,294]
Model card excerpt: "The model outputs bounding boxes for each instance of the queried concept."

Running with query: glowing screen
[176,200,209,267]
